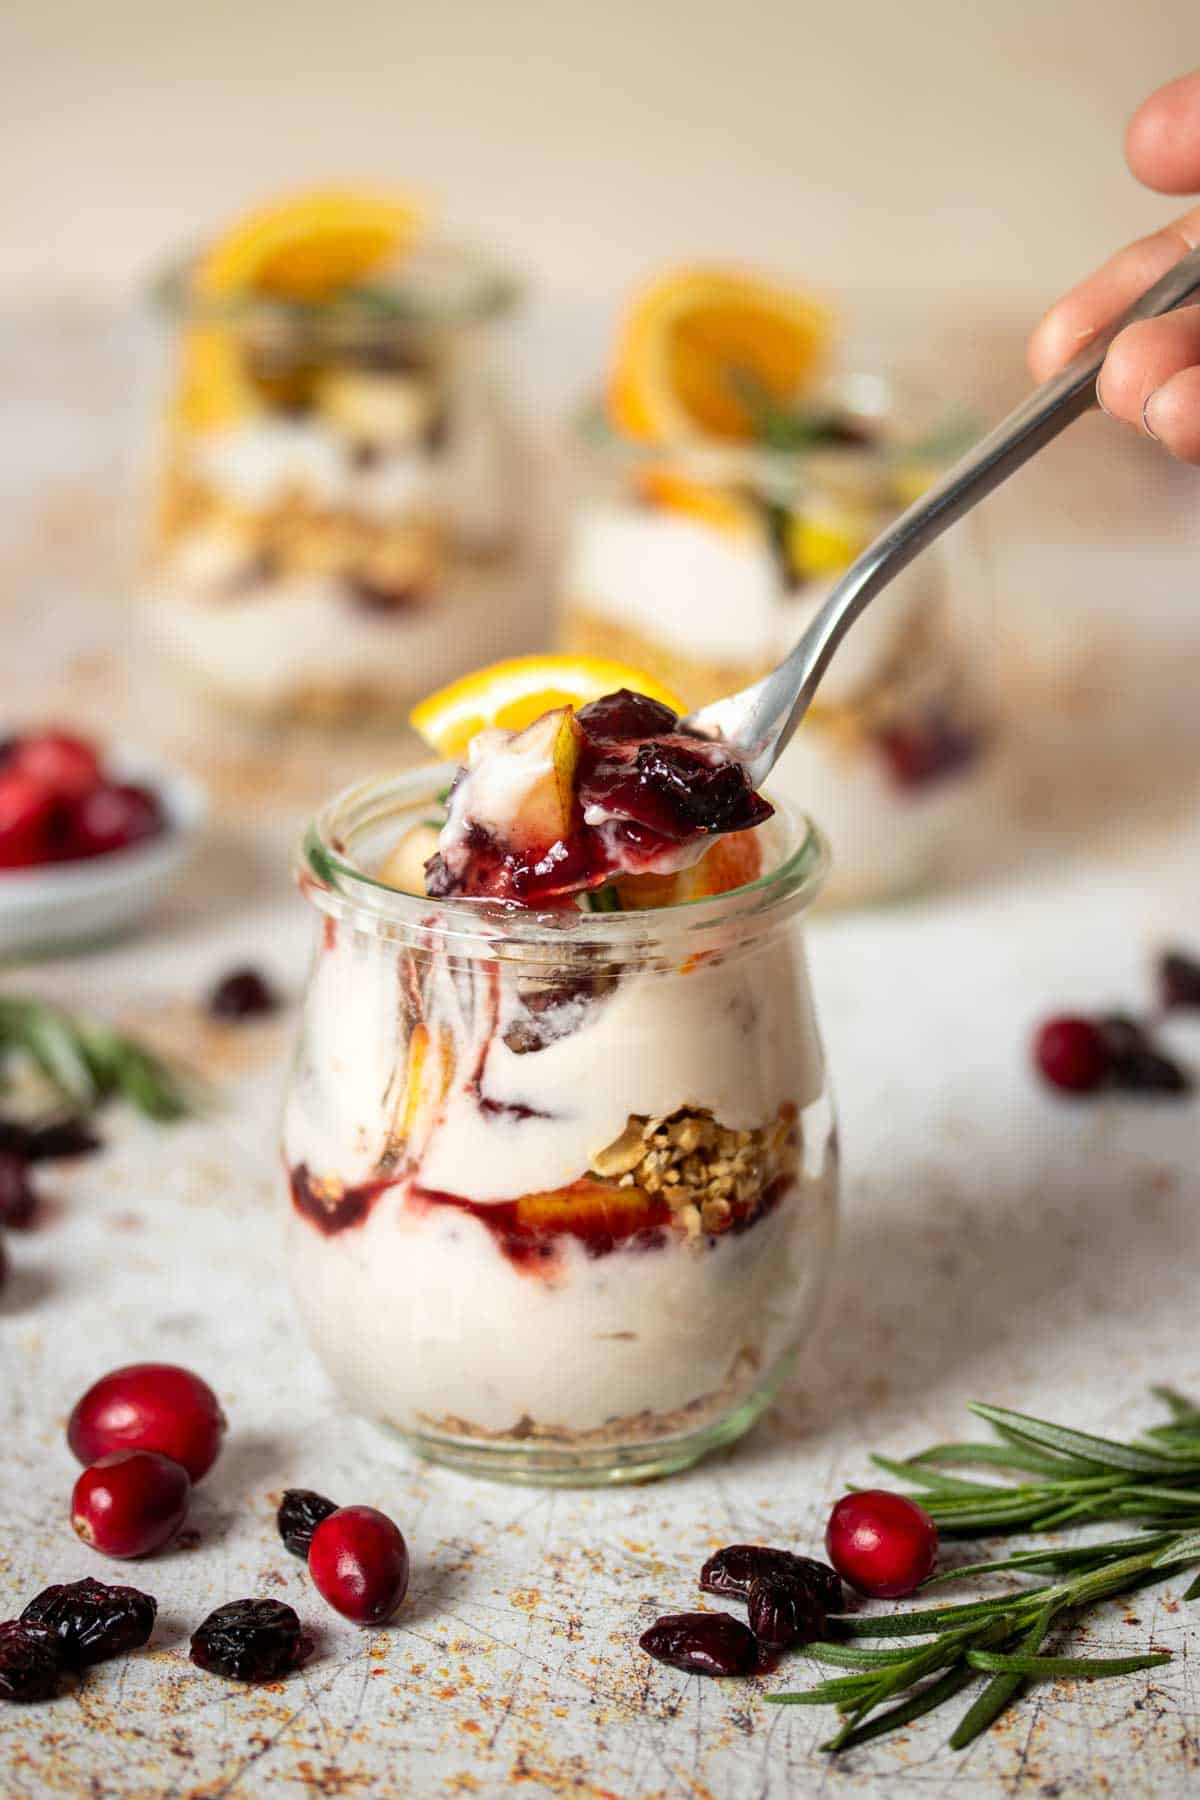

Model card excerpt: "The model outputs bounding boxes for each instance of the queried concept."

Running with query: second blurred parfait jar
[559,269,999,904]
[140,188,528,719]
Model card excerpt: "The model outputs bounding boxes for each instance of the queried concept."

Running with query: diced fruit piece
[410,656,683,762]
[787,504,876,581]
[610,266,835,443]
[71,1452,190,1559]
[307,1506,409,1624]
[501,708,583,849]
[61,783,164,859]
[315,370,435,448]
[614,827,762,909]
[826,1490,939,1598]
[0,773,57,868]
[636,469,760,536]
[10,733,102,798]
[514,1177,658,1240]
[68,1363,227,1482]
[377,823,442,896]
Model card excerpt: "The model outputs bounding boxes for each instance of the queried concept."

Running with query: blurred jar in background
[558,269,1001,904]
[139,190,531,720]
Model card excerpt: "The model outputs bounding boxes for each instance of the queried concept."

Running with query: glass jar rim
[150,239,521,335]
[573,369,980,482]
[299,762,828,956]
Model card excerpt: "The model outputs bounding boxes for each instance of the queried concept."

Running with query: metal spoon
[682,244,1200,786]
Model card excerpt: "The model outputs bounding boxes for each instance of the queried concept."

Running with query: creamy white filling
[564,501,940,705]
[189,420,439,521]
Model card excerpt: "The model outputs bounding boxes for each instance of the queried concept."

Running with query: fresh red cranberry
[1032,1015,1111,1094]
[11,732,102,798]
[0,1152,36,1229]
[825,1490,939,1598]
[575,689,679,740]
[68,1363,226,1482]
[0,772,57,869]
[308,1506,409,1624]
[71,1452,190,1558]
[639,1611,760,1676]
[59,782,164,861]
[1159,950,1200,1012]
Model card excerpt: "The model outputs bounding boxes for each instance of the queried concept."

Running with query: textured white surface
[2,312,1200,1795]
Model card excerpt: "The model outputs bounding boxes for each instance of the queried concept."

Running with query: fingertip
[1125,68,1200,194]
[1143,365,1200,462]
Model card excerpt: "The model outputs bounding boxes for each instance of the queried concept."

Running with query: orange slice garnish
[610,266,835,444]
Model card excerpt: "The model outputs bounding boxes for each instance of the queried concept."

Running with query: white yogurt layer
[285,897,825,1198]
[143,563,537,711]
[287,1159,836,1435]
[565,501,939,705]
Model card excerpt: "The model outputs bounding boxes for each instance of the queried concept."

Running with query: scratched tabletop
[2,308,1200,1798]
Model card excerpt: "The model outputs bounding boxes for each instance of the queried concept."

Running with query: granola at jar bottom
[283,663,837,1483]
[139,188,530,719]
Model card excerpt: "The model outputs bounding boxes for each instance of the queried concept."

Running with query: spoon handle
[688,243,1200,784]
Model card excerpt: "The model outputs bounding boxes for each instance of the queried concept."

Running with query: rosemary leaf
[970,1403,1175,1475]
[967,1651,1171,1678]
[833,1590,1050,1638]
[1151,1530,1200,1568]
[1183,1573,1200,1602]
[801,1641,925,1670]
[949,1600,1055,1751]
[1150,1386,1200,1422]
[819,1665,979,1752]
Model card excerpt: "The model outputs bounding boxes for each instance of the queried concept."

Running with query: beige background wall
[4,0,1196,319]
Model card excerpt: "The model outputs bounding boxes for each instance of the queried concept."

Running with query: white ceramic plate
[0,749,208,957]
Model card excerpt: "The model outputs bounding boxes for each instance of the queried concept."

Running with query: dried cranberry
[639,1611,760,1676]
[583,740,771,842]
[0,1152,36,1229]
[71,1451,190,1559]
[208,967,280,1021]
[22,1115,102,1161]
[60,782,164,860]
[346,576,426,613]
[699,1545,843,1615]
[0,1231,8,1295]
[876,717,982,791]
[826,1490,939,1599]
[21,1577,156,1667]
[277,1488,339,1559]
[0,772,57,868]
[1032,1015,1110,1094]
[0,1619,63,1702]
[68,1362,227,1482]
[1095,1015,1192,1095]
[308,1505,410,1624]
[575,689,679,741]
[1160,949,1200,1012]
[747,1574,825,1650]
[190,1598,309,1682]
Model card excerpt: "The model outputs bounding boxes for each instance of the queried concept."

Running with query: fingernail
[1142,389,1163,441]
[1095,373,1113,417]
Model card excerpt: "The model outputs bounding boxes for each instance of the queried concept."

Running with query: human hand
[1028,69,1200,462]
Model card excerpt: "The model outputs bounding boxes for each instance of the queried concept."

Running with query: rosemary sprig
[766,1389,1197,1753]
[0,996,190,1122]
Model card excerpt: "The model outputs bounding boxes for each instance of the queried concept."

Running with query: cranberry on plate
[0,772,57,869]
[68,1363,227,1483]
[61,783,164,860]
[825,1489,939,1598]
[9,732,102,798]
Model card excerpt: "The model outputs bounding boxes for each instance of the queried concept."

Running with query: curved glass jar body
[558,369,1000,905]
[138,245,533,720]
[283,768,838,1484]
